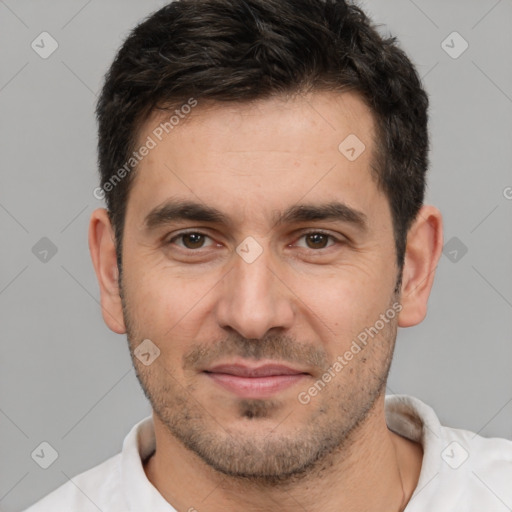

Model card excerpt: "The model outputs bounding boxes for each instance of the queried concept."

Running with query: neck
[144,395,423,512]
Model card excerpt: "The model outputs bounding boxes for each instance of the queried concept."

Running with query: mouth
[202,362,310,399]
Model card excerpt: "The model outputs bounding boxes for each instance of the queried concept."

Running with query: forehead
[139,89,374,149]
[126,90,384,231]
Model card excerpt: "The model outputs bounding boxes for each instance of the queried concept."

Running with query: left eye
[294,232,337,250]
[167,231,338,251]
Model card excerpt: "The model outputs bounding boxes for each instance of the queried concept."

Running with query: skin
[89,90,443,512]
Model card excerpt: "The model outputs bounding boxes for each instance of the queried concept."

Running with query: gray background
[1,0,511,510]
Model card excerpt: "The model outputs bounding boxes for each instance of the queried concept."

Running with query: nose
[214,243,295,340]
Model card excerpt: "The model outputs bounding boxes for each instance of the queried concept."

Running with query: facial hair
[120,280,399,486]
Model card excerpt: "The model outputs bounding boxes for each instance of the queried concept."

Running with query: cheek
[284,262,396,366]
[291,262,390,320]
[124,265,219,341]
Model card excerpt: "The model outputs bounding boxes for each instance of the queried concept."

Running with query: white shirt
[24,395,512,511]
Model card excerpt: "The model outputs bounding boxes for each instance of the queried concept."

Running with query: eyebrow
[143,199,368,232]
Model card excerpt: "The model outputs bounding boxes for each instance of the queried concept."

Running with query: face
[118,91,402,483]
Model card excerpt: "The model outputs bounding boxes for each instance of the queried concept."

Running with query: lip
[205,363,306,377]
[203,363,309,398]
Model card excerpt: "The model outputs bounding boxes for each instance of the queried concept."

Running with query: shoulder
[23,453,126,512]
[23,415,155,512]
[386,395,512,510]
[439,423,512,504]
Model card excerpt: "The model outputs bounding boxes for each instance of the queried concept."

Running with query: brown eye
[168,232,213,250]
[181,233,206,249]
[304,233,330,249]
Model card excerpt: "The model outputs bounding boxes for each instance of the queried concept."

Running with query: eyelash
[166,229,344,251]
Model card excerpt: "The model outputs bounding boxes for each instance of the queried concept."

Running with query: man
[24,0,512,511]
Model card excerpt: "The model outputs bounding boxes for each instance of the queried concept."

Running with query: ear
[88,208,126,334]
[397,205,443,327]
